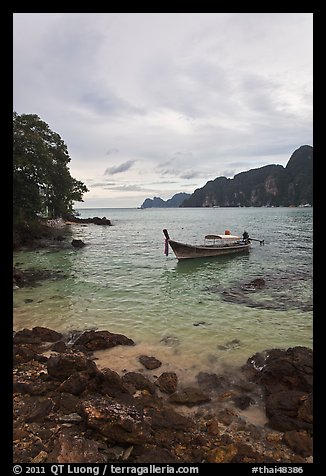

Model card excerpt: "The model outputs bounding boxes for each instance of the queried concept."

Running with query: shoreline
[13,326,313,464]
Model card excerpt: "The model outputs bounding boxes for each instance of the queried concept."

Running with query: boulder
[47,353,98,381]
[139,355,162,370]
[168,387,211,406]
[14,327,63,344]
[73,330,135,351]
[71,239,85,248]
[122,372,157,395]
[80,397,152,445]
[155,372,178,394]
[48,429,107,463]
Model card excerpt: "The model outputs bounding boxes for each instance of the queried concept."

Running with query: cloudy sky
[13,13,313,208]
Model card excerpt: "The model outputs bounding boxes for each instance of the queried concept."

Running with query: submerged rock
[139,355,162,370]
[168,386,211,406]
[71,239,85,248]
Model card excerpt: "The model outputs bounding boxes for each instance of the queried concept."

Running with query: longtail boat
[163,229,253,260]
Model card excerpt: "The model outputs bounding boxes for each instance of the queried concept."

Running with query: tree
[13,112,88,223]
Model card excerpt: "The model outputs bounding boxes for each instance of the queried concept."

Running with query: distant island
[181,145,313,208]
[140,192,191,209]
[139,145,312,209]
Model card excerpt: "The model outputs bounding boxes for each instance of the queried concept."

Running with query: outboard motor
[242,231,250,244]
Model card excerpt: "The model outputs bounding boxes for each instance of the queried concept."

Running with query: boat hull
[168,239,250,260]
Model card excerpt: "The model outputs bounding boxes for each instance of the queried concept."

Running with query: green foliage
[13,112,88,223]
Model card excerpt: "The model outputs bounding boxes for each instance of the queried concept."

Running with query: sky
[13,13,313,208]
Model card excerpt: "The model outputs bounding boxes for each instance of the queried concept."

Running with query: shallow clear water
[13,207,313,377]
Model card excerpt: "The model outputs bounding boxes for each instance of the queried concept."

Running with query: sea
[13,207,313,384]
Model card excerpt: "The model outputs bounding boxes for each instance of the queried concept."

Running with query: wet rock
[13,344,48,364]
[90,368,132,398]
[80,397,152,445]
[149,407,192,431]
[282,430,313,457]
[217,339,241,351]
[48,429,107,463]
[232,394,254,410]
[168,387,211,406]
[47,353,98,381]
[13,268,66,288]
[14,327,63,344]
[121,372,156,395]
[51,341,67,353]
[71,239,85,248]
[69,216,111,226]
[244,346,313,394]
[196,372,229,393]
[241,278,266,291]
[74,330,135,351]
[160,336,180,346]
[155,372,178,394]
[139,355,162,370]
[265,390,313,433]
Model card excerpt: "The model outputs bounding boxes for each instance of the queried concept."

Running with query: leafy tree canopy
[13,112,88,223]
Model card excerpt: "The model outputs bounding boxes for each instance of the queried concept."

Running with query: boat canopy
[205,234,240,240]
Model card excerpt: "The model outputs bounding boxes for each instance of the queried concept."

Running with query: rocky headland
[13,327,313,464]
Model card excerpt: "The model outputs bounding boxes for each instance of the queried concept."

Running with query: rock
[149,407,192,431]
[32,451,48,463]
[196,372,229,393]
[13,344,48,364]
[54,393,81,414]
[283,430,313,457]
[168,387,211,406]
[25,398,53,423]
[265,390,313,433]
[135,447,179,463]
[155,372,178,394]
[69,216,111,226]
[139,355,162,370]
[232,394,254,410]
[51,341,67,353]
[244,346,313,394]
[71,239,85,248]
[241,278,266,291]
[73,330,135,351]
[49,429,107,463]
[206,444,238,463]
[80,397,152,445]
[58,372,91,396]
[14,327,63,344]
[122,372,156,395]
[90,368,132,398]
[47,353,98,381]
[243,346,313,434]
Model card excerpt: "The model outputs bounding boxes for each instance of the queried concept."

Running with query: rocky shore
[13,327,313,464]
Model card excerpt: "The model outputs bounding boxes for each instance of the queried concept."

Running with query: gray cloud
[106,148,119,156]
[13,13,312,207]
[104,160,136,175]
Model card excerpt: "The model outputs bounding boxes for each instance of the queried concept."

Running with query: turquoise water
[13,207,313,376]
